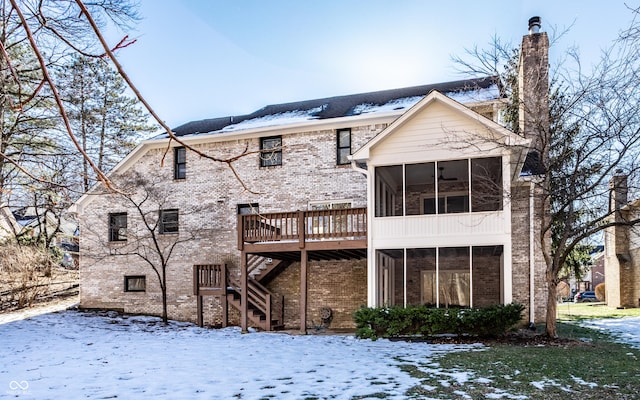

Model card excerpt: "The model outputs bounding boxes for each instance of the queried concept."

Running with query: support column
[241,252,248,333]
[300,250,307,334]
[196,295,203,327]
[221,263,228,327]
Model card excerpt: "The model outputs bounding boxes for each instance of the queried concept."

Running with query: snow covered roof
[166,77,499,138]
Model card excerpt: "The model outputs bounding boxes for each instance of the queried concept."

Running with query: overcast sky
[105,1,637,129]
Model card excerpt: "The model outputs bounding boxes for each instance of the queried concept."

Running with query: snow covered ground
[579,316,640,349]
[2,302,639,399]
[1,304,481,399]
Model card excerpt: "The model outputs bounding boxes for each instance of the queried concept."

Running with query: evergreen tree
[56,55,156,193]
[0,0,140,207]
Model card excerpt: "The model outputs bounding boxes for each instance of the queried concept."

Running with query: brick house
[72,19,550,332]
[605,172,640,308]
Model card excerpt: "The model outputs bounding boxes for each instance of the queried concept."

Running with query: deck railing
[238,207,367,245]
[193,264,226,295]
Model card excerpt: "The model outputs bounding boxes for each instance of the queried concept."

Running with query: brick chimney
[518,16,549,150]
[606,169,633,307]
[609,169,630,260]
[609,169,628,212]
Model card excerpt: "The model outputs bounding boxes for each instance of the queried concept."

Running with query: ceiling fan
[438,167,457,181]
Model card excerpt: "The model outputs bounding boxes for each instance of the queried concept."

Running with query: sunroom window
[376,245,503,308]
[374,157,502,217]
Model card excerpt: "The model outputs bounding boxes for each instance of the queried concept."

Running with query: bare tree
[454,9,640,337]
[88,171,204,323]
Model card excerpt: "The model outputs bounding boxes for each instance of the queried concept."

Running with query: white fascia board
[350,91,528,162]
[145,111,400,147]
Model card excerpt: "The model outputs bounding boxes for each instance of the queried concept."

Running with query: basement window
[237,203,259,215]
[124,275,146,292]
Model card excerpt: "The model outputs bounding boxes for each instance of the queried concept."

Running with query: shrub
[354,303,525,340]
[0,242,58,309]
[595,282,606,301]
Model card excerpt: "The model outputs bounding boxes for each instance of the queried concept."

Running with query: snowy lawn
[579,316,640,349]
[411,317,640,399]
[2,303,640,399]
[1,305,481,399]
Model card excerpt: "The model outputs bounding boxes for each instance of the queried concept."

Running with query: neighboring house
[566,246,604,296]
[72,19,550,331]
[605,172,640,308]
[589,246,605,290]
[0,205,79,267]
[0,204,20,240]
[13,207,79,266]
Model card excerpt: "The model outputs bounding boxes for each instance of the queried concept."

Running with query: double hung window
[174,147,186,179]
[109,213,127,242]
[159,209,179,234]
[260,136,282,167]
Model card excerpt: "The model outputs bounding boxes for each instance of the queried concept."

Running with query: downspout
[350,160,368,177]
[529,181,535,325]
[351,159,374,305]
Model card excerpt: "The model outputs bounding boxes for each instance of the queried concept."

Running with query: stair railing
[227,274,283,331]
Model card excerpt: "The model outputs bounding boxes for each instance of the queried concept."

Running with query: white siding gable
[369,99,508,165]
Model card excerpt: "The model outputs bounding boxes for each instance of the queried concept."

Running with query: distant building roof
[166,77,499,138]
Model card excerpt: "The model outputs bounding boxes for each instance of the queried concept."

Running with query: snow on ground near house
[1,307,481,399]
[579,316,640,349]
[3,303,640,400]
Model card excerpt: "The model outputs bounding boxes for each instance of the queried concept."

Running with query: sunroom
[372,156,506,308]
[350,90,531,310]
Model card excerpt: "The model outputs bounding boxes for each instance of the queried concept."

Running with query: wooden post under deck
[196,295,203,327]
[221,264,228,328]
[241,252,248,333]
[300,249,307,334]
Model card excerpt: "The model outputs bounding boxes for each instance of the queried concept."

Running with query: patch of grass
[399,322,640,399]
[351,393,389,399]
[557,302,640,321]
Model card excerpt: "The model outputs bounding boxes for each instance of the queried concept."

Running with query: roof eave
[351,91,528,162]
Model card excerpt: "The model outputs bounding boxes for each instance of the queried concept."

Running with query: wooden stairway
[227,275,284,331]
[194,264,284,331]
[247,254,292,284]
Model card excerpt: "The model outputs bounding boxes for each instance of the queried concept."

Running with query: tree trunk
[545,277,558,337]
[161,266,168,324]
[161,288,168,324]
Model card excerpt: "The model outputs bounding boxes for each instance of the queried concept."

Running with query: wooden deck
[233,208,368,333]
[238,208,367,259]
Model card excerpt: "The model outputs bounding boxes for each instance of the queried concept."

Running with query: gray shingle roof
[171,77,498,137]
